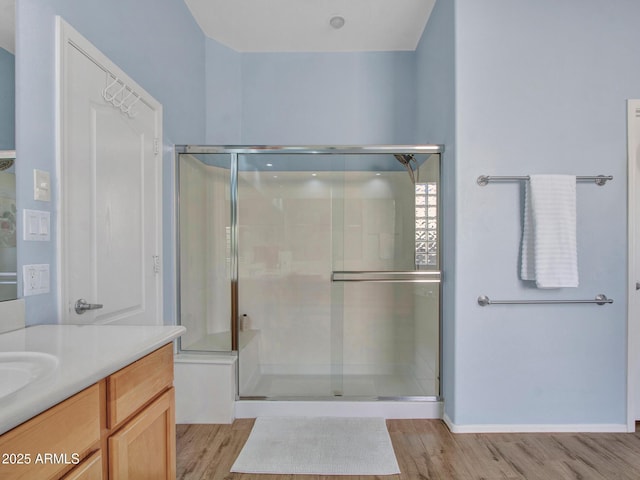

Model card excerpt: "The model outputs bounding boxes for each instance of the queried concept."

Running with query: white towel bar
[477,175,613,186]
[477,294,613,306]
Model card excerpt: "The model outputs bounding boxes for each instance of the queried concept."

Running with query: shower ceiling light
[329,15,345,29]
[266,163,273,167]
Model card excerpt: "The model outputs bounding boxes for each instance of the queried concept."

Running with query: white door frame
[627,99,640,431]
[56,17,163,323]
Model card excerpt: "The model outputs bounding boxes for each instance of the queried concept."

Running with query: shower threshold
[239,372,438,400]
[234,397,443,419]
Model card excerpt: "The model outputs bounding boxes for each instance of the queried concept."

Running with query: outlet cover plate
[23,264,50,296]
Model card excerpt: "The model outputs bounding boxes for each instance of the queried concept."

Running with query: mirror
[0,0,16,302]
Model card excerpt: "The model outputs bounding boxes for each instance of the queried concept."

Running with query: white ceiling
[183,0,436,53]
[0,0,14,54]
[0,0,436,55]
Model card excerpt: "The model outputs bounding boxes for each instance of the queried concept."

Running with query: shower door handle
[331,271,441,283]
[74,298,104,314]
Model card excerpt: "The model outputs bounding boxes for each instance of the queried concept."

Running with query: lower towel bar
[476,174,613,186]
[478,294,613,306]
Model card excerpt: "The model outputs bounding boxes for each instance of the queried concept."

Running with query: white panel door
[628,99,640,426]
[58,19,162,324]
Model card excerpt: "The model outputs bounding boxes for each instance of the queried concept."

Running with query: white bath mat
[230,416,400,476]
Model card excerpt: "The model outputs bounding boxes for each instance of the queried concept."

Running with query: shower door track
[238,395,441,402]
[175,144,444,155]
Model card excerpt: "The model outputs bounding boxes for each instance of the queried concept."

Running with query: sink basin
[0,352,59,399]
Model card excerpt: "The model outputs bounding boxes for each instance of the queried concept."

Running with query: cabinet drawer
[62,451,102,480]
[107,344,173,429]
[0,384,101,480]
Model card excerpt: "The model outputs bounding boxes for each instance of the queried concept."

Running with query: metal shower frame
[174,144,444,401]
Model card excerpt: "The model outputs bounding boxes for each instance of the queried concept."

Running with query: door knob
[75,299,103,314]
[636,282,640,291]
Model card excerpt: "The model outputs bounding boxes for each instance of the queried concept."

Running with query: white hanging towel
[520,174,578,288]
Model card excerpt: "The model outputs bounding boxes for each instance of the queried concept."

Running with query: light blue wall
[16,0,206,324]
[14,0,639,428]
[0,47,15,150]
[205,40,418,145]
[240,51,416,144]
[415,0,456,421]
[451,0,639,426]
[206,39,242,144]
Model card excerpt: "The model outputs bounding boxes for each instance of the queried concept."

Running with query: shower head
[394,154,415,165]
[0,150,15,171]
[394,154,416,184]
[0,159,13,171]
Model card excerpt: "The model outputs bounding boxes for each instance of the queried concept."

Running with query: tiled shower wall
[237,170,436,377]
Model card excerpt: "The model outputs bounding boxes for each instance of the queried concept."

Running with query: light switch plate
[23,209,50,241]
[34,169,51,202]
[23,264,50,296]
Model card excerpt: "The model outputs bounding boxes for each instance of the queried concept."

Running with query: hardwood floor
[176,419,640,480]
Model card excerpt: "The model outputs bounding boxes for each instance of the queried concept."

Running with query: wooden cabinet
[0,344,175,480]
[107,343,173,429]
[0,384,100,480]
[106,344,175,480]
[108,389,175,480]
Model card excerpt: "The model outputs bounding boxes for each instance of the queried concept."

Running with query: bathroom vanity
[0,324,185,479]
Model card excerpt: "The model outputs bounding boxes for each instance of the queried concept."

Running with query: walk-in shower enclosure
[175,146,442,400]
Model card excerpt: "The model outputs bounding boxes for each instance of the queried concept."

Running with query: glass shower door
[235,150,441,399]
[237,153,344,397]
[176,147,441,400]
[331,153,441,398]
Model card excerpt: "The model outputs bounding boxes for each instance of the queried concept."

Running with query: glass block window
[415,183,438,266]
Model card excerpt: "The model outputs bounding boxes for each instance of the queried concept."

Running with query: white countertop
[0,324,185,435]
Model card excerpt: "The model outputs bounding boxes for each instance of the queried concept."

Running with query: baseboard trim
[442,413,629,433]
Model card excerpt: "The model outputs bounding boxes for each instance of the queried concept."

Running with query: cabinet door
[108,388,175,480]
